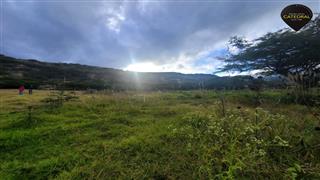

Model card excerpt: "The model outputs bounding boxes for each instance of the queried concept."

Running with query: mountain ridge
[0,54,263,90]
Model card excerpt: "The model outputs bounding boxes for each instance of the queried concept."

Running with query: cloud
[104,4,126,33]
[2,0,319,73]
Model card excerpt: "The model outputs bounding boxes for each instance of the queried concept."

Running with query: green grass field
[0,89,319,179]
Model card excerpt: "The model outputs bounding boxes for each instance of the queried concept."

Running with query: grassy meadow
[0,89,319,179]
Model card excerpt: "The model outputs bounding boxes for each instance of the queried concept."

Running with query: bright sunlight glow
[124,62,168,72]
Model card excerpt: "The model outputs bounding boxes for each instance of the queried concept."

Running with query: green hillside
[0,54,266,90]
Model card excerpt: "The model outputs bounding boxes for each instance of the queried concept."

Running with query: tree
[218,16,320,87]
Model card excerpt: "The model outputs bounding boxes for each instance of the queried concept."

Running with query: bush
[168,108,319,178]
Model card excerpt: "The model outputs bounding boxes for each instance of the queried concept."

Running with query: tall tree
[218,16,320,87]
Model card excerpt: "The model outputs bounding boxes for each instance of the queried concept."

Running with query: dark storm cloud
[2,0,319,71]
[3,1,130,67]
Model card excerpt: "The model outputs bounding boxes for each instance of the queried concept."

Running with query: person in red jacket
[19,85,25,95]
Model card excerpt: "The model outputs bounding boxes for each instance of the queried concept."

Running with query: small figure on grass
[29,85,33,95]
[19,85,25,95]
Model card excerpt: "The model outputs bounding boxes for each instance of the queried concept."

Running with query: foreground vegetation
[0,89,319,179]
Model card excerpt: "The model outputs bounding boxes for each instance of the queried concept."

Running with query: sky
[1,0,319,74]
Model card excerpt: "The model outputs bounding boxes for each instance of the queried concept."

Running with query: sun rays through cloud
[3,1,319,74]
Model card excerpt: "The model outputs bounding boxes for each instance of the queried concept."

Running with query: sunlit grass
[0,89,319,179]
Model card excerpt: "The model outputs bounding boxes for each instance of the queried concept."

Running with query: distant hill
[0,54,271,90]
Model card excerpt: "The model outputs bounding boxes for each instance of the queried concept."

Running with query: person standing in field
[19,85,25,95]
[29,85,33,95]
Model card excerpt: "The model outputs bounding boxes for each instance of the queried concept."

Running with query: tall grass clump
[167,107,320,179]
[41,90,79,110]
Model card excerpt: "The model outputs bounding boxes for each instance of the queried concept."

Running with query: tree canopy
[219,16,320,80]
